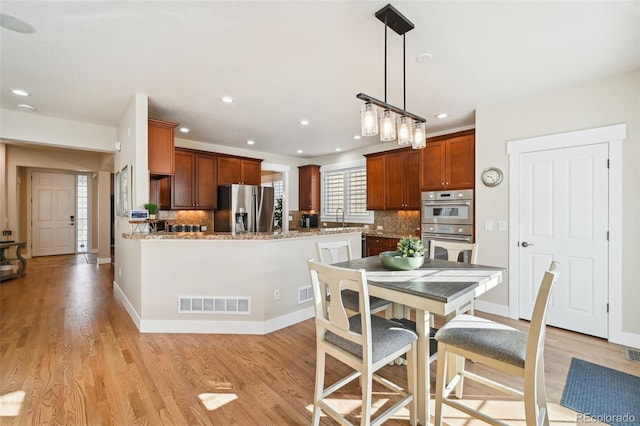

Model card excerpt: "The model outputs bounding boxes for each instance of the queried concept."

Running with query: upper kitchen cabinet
[148,119,178,176]
[365,149,419,210]
[385,149,421,210]
[421,130,475,191]
[365,155,385,210]
[298,165,320,211]
[172,149,217,210]
[217,156,262,186]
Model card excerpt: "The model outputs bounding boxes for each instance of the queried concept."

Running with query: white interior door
[518,143,608,338]
[32,172,76,256]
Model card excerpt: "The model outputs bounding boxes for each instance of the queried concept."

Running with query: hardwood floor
[0,255,636,425]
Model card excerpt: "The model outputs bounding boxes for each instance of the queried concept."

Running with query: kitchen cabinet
[217,156,262,185]
[385,149,421,210]
[172,149,217,209]
[298,165,320,211]
[365,155,385,210]
[149,176,171,210]
[421,130,475,191]
[365,148,420,210]
[148,119,178,176]
[365,236,399,257]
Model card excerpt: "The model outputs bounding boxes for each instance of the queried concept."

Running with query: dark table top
[333,256,505,304]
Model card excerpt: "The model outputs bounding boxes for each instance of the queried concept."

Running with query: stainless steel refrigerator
[214,184,275,233]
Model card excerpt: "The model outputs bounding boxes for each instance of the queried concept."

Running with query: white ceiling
[1,1,638,158]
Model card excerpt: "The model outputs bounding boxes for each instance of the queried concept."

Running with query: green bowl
[379,251,425,270]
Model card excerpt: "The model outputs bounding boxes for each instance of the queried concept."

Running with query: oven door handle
[423,201,471,206]
[423,233,473,242]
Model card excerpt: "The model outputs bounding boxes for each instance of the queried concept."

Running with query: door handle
[521,241,534,247]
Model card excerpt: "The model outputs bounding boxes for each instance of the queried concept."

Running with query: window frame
[320,159,374,225]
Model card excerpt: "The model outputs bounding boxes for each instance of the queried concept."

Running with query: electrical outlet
[274,289,280,301]
[498,221,508,231]
[376,225,383,230]
[2,230,11,236]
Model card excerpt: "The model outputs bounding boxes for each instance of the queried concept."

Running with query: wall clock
[481,167,503,187]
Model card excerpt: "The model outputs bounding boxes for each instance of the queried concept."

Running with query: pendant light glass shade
[360,102,379,136]
[380,110,396,142]
[397,115,413,145]
[412,121,426,149]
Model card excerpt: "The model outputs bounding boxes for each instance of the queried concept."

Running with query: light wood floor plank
[1,254,637,425]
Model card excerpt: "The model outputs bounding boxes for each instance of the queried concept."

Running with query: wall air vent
[179,296,250,315]
[298,286,313,304]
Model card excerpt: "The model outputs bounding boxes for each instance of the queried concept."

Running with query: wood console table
[0,242,27,282]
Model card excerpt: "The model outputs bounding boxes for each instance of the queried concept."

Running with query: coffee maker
[300,213,318,228]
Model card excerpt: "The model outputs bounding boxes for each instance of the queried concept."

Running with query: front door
[32,171,76,256]
[518,143,608,338]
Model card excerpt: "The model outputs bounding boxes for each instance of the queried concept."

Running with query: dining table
[333,256,505,426]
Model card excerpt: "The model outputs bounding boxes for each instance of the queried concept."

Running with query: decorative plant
[273,197,283,230]
[396,236,426,258]
[144,202,158,216]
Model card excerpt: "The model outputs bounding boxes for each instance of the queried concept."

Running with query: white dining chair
[307,259,417,426]
[433,261,559,426]
[316,240,392,317]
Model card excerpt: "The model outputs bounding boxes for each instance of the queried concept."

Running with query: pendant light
[356,4,426,149]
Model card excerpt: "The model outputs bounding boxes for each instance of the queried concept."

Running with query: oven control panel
[423,224,473,235]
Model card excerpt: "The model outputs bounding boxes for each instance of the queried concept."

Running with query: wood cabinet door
[366,155,385,210]
[241,160,262,185]
[446,134,475,189]
[150,176,171,210]
[195,154,217,209]
[365,236,399,256]
[405,150,422,209]
[148,119,177,175]
[217,157,242,185]
[385,151,406,209]
[421,140,446,190]
[172,150,195,209]
[298,165,320,211]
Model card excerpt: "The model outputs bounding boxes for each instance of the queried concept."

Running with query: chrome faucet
[336,208,345,228]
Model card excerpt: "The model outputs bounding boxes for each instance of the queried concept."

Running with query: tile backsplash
[290,210,420,236]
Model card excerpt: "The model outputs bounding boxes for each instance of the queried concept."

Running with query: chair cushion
[435,314,527,368]
[325,315,418,363]
[339,289,391,313]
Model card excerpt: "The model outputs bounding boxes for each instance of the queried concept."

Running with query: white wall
[475,70,640,335]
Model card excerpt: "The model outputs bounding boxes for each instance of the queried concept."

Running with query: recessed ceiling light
[435,113,448,119]
[296,149,303,154]
[220,96,234,103]
[0,13,36,34]
[335,148,342,152]
[17,104,35,112]
[353,135,361,140]
[300,120,310,126]
[247,140,255,145]
[416,53,433,63]
[179,127,190,133]
[10,89,29,96]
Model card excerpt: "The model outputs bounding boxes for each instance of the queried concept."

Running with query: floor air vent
[179,296,250,314]
[298,286,313,304]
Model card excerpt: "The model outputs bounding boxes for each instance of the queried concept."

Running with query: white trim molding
[507,123,627,346]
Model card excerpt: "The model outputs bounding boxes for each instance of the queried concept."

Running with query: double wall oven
[421,189,474,246]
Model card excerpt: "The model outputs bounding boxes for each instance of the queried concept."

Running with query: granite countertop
[122,227,366,240]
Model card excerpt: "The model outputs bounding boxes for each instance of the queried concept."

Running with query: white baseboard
[474,300,510,318]
[610,329,640,350]
[97,257,111,265]
[113,282,314,335]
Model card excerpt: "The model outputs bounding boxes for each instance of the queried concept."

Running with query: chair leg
[312,350,326,426]
[434,343,448,426]
[453,353,466,398]
[525,354,549,426]
[407,345,417,426]
[360,365,373,426]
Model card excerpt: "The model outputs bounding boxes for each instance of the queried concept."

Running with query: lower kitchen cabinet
[365,236,400,257]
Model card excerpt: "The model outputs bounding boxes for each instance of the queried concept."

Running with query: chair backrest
[429,240,479,264]
[316,240,353,264]
[307,259,372,357]
[525,261,559,373]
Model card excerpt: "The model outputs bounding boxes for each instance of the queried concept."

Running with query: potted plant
[144,202,158,219]
[380,236,426,270]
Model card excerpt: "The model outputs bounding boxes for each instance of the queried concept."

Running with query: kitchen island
[116,229,362,334]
